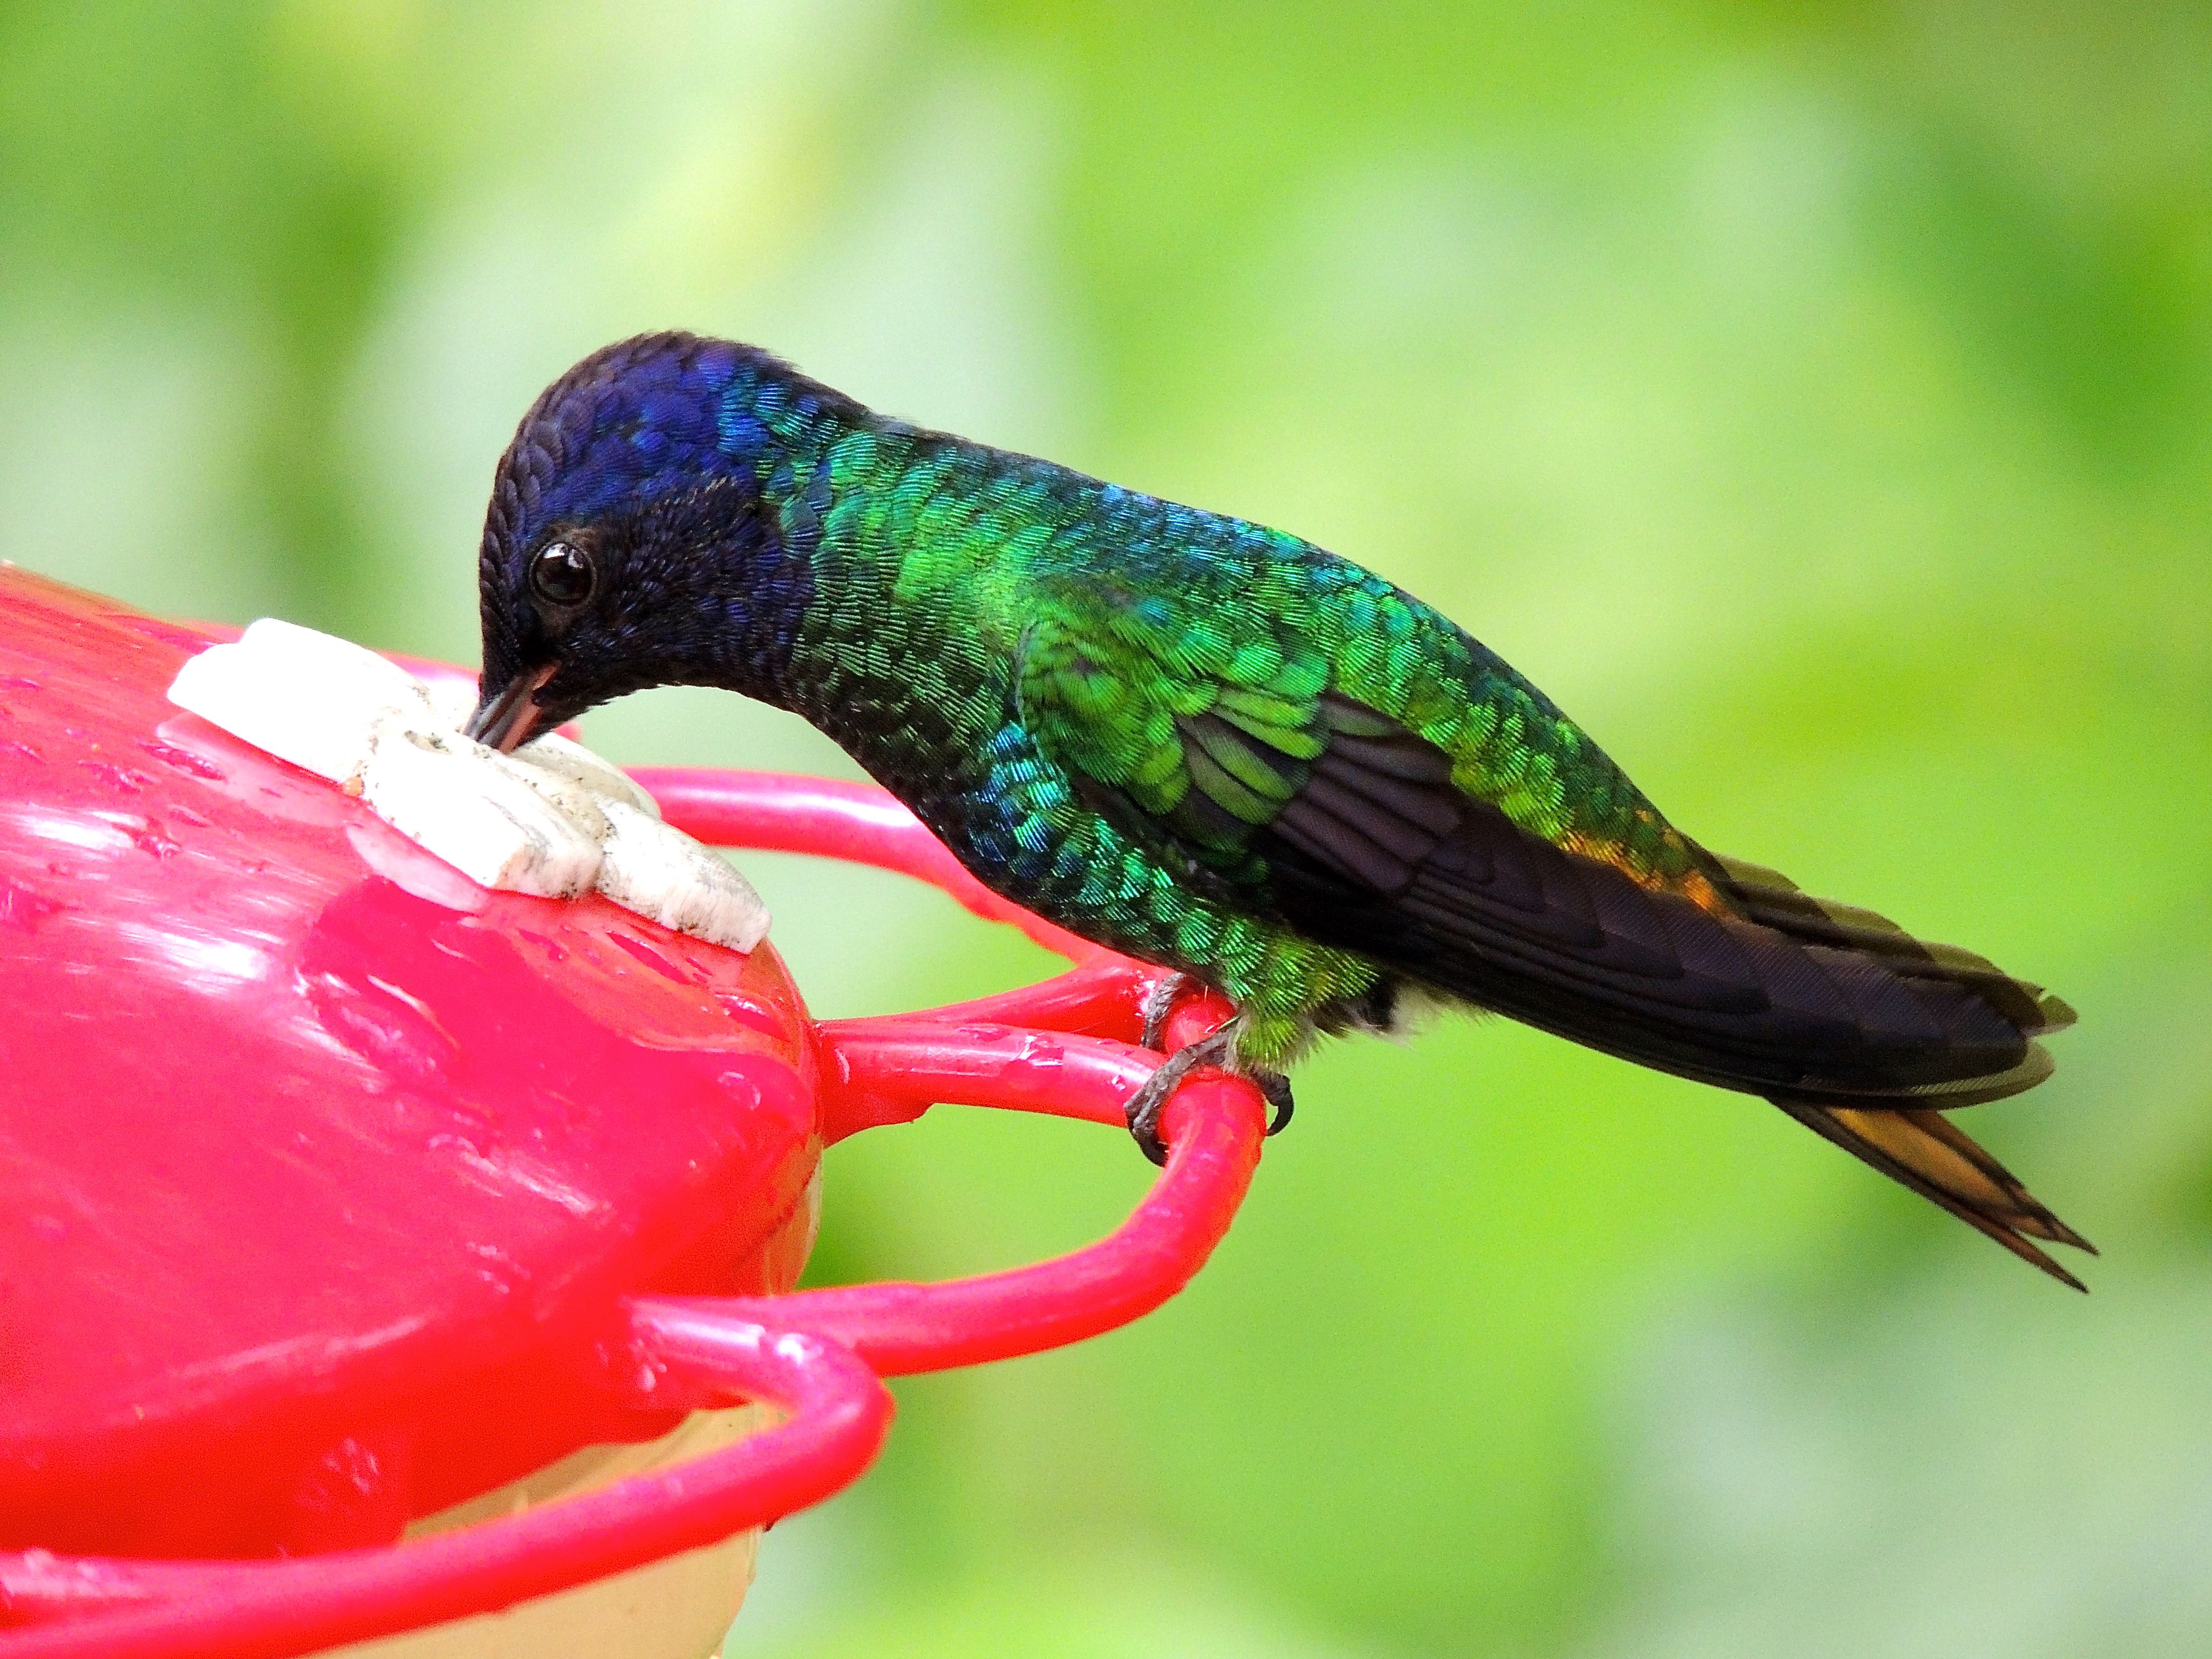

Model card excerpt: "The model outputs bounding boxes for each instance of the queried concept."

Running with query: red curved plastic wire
[679,1025,1262,1376]
[0,770,1268,1659]
[0,1306,891,1659]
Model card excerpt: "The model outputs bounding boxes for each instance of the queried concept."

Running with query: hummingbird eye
[528,541,597,609]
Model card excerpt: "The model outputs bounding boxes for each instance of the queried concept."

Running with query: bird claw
[1128,1106,1171,1168]
[1255,1070,1294,1137]
[1125,1027,1229,1166]
[1123,1024,1294,1164]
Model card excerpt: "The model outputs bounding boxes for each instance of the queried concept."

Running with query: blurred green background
[5,2,2210,1653]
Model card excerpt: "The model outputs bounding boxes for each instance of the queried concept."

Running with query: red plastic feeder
[0,569,1268,1658]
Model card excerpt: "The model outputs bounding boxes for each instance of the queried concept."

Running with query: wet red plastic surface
[0,570,822,1558]
[0,569,1269,1658]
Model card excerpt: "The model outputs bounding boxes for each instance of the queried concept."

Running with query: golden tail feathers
[1773,1098,2095,1290]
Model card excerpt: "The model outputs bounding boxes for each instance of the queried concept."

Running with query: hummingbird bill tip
[466,664,556,753]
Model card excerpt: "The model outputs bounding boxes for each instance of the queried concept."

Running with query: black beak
[465,664,555,753]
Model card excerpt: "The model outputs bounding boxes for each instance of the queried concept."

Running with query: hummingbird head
[467,331,834,750]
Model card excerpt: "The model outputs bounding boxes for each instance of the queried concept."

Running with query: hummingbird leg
[1124,1026,1234,1166]
[1124,1022,1294,1162]
[1130,979,1293,1157]
[1139,971,1196,1051]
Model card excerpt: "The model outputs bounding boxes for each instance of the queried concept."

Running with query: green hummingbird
[468,332,2090,1287]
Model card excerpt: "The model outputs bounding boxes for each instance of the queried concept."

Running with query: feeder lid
[0,569,819,1560]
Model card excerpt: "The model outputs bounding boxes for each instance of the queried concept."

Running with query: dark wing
[1019,613,2088,1283]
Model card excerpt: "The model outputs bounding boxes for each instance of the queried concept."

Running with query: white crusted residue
[165,620,769,951]
[594,800,769,953]
[167,619,436,786]
[505,732,660,820]
[358,722,603,899]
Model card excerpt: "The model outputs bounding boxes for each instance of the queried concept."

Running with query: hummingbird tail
[1767,1095,2095,1289]
[1693,849,2092,1286]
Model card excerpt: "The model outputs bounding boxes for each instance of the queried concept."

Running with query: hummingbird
[469,332,2090,1287]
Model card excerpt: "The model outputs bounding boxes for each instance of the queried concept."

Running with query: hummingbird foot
[1126,1026,1231,1166]
[1125,1022,1293,1165]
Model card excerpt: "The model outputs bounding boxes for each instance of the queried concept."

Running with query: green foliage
[5,2,2207,1654]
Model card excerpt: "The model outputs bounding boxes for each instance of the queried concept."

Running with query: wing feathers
[1311,746,1463,835]
[1261,709,2064,1111]
[1270,801,1413,893]
[1016,617,2083,1279]
[1184,714,1298,803]
[1706,850,2073,1036]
